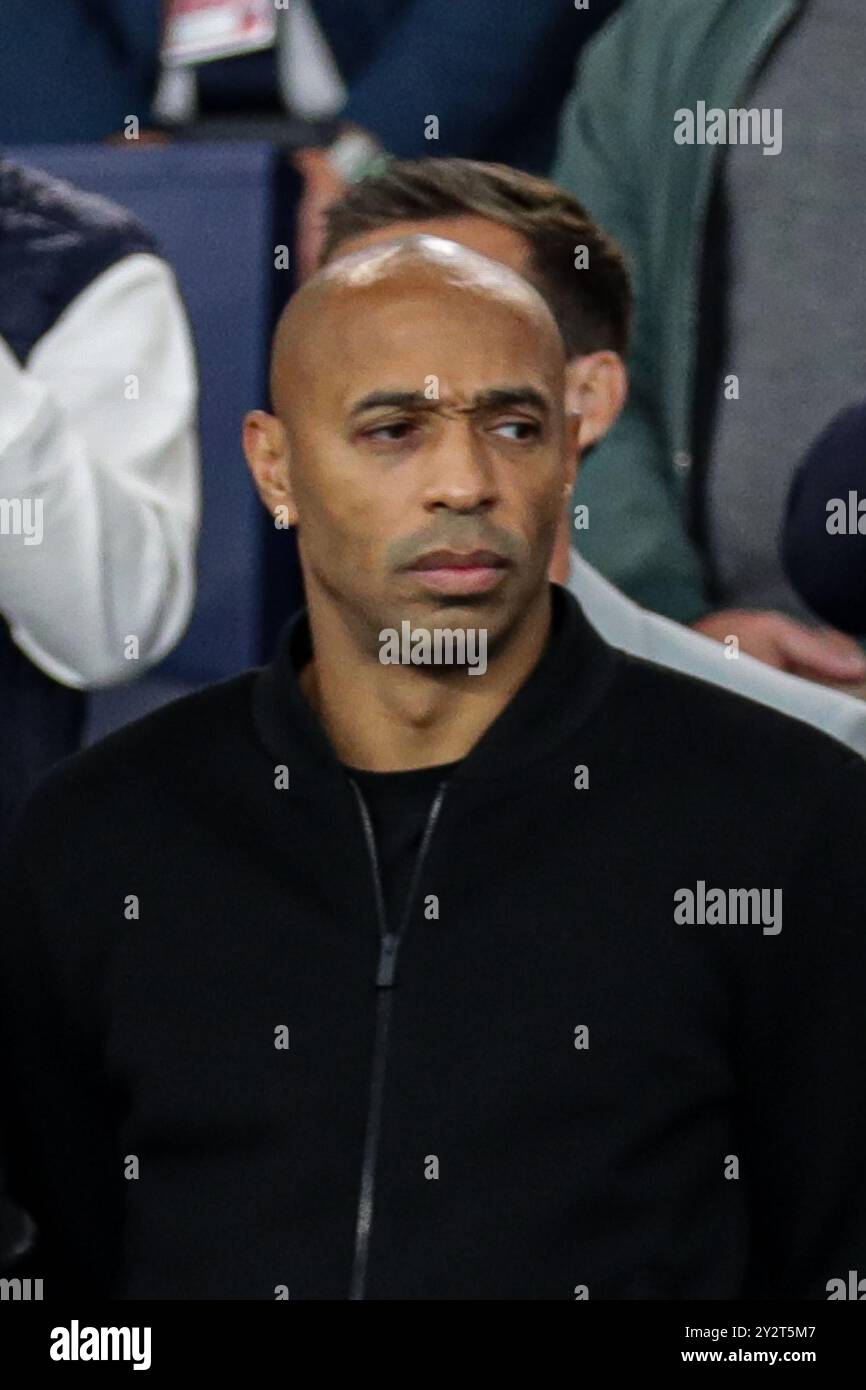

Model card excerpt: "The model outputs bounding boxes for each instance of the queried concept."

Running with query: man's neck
[298,588,552,772]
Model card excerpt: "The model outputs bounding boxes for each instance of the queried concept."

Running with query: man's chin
[386,584,520,652]
[403,587,507,626]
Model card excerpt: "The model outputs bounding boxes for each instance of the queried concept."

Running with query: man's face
[268,249,577,660]
[330,216,591,590]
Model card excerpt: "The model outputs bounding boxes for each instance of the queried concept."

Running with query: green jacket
[553,0,803,624]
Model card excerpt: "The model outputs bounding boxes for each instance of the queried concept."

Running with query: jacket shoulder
[613,648,865,784]
[4,672,260,849]
[0,158,160,361]
[0,158,158,256]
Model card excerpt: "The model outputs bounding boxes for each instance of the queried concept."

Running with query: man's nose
[421,416,497,512]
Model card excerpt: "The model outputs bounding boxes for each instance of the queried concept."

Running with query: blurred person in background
[783,399,866,638]
[0,157,200,843]
[167,0,620,277]
[319,157,866,755]
[0,0,188,1282]
[552,0,866,688]
[0,0,163,143]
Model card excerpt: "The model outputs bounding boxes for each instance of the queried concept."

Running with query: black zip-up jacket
[2,585,866,1300]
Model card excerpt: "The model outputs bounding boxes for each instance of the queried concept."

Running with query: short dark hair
[321,158,632,360]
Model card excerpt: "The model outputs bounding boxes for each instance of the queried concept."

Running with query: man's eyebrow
[350,390,432,417]
[473,387,551,416]
[348,386,552,417]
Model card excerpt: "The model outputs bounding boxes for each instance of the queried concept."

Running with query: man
[0,158,200,841]
[2,238,866,1300]
[552,0,866,682]
[319,156,866,754]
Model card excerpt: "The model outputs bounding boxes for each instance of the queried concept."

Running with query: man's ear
[243,410,298,526]
[549,408,582,587]
[562,406,582,496]
[564,351,628,451]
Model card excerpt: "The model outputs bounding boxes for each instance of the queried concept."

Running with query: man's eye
[365,421,415,441]
[495,420,540,440]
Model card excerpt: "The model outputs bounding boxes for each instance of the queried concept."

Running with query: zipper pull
[376,932,399,988]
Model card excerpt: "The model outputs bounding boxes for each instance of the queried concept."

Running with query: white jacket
[0,251,199,689]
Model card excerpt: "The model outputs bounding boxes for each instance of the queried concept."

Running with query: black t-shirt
[344,761,460,932]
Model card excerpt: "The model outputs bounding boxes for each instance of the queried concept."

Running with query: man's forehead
[270,235,563,416]
[324,310,562,420]
[311,261,547,334]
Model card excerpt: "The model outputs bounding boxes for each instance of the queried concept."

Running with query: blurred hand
[692,609,866,684]
[105,130,170,146]
[291,146,348,282]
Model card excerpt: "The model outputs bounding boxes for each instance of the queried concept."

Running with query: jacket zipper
[346,776,448,1300]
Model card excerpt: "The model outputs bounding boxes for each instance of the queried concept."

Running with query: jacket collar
[251,583,621,784]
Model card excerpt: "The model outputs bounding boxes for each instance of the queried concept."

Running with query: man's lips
[409,548,508,571]
[405,549,510,594]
